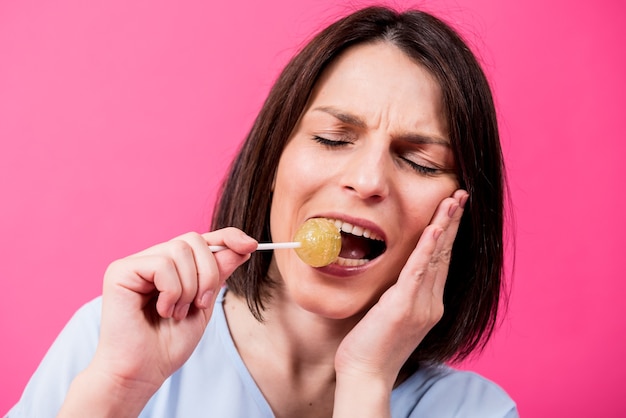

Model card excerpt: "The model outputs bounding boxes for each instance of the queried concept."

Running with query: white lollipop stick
[208,242,302,252]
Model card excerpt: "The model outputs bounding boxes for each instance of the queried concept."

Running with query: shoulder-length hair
[213,6,507,367]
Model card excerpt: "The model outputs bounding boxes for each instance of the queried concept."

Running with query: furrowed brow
[312,106,450,147]
[398,132,451,147]
[312,106,367,128]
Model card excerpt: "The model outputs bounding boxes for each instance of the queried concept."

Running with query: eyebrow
[312,106,367,128]
[311,106,450,147]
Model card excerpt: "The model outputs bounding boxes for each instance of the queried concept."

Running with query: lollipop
[208,218,341,267]
[293,218,341,267]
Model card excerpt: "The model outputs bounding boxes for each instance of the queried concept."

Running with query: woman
[8,6,517,417]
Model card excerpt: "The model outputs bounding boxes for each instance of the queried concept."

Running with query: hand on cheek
[335,190,468,388]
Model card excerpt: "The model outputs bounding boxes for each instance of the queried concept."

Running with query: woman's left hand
[333,189,468,416]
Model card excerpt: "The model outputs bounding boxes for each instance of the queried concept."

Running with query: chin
[288,279,377,320]
[274,256,391,320]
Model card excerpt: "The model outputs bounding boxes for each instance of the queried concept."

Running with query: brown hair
[213,6,507,368]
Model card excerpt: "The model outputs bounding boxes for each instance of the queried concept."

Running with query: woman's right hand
[59,227,257,417]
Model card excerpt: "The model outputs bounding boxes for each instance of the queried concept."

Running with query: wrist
[58,365,159,418]
[333,372,392,418]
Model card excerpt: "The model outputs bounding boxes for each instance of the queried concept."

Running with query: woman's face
[269,41,458,319]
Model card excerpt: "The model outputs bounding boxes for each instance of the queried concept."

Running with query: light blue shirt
[7,289,518,417]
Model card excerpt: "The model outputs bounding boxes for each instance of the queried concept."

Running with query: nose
[339,143,390,202]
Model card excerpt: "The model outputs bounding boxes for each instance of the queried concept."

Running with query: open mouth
[327,219,387,266]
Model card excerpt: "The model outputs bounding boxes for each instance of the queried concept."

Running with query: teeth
[323,218,384,266]
[335,257,368,267]
[341,223,354,234]
[328,219,383,242]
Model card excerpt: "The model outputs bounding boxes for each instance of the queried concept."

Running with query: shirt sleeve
[5,298,102,418]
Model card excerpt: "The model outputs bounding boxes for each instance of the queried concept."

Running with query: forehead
[305,41,445,131]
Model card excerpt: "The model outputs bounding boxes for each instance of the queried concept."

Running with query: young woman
[8,6,517,417]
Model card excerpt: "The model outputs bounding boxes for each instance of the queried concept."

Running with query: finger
[171,232,220,310]
[426,191,463,232]
[166,238,199,320]
[439,189,468,244]
[115,238,199,320]
[118,228,257,318]
[201,227,258,282]
[395,224,442,299]
[426,190,468,257]
[125,254,183,319]
[430,191,469,297]
[203,227,258,256]
[395,191,467,298]
[166,228,257,315]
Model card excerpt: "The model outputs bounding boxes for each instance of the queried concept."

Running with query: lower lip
[314,258,379,277]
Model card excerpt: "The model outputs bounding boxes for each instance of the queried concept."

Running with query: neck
[224,286,360,374]
[224,287,357,417]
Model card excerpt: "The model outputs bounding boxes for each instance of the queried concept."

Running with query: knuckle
[409,267,428,282]
[411,304,444,330]
[178,232,205,247]
[105,258,124,273]
[439,249,452,263]
[177,231,201,240]
[154,255,176,271]
[431,303,444,322]
[103,259,126,284]
[199,268,219,289]
[430,249,452,267]
[169,239,192,256]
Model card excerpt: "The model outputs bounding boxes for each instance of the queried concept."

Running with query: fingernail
[175,303,190,319]
[165,304,175,318]
[241,233,257,244]
[198,290,214,309]
[433,227,443,240]
[448,202,459,218]
[460,193,469,209]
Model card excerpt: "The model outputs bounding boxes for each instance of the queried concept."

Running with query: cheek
[269,147,322,241]
[272,139,341,204]
[269,184,293,243]
[275,143,323,190]
[400,177,459,233]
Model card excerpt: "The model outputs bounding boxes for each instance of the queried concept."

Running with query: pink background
[1,0,624,416]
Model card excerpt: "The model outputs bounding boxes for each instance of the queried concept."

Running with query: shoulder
[7,297,103,417]
[391,363,518,418]
[67,296,103,328]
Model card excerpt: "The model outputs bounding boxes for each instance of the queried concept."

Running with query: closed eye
[312,135,353,148]
[313,135,451,177]
[399,156,440,176]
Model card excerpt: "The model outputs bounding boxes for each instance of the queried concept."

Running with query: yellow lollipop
[208,218,341,267]
[293,218,342,267]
